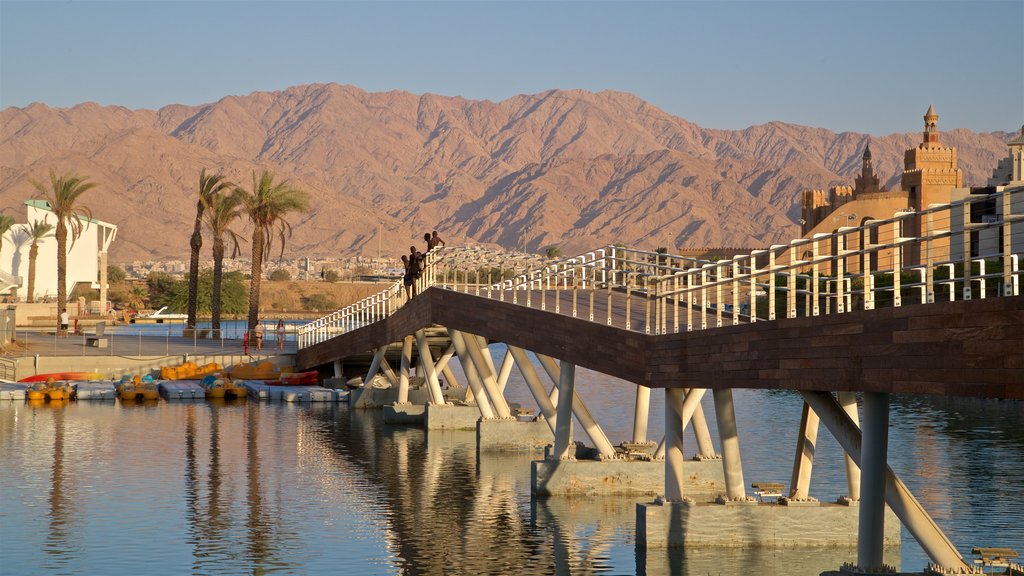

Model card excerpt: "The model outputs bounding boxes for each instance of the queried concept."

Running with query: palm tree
[25,220,55,303]
[30,171,96,332]
[203,188,246,334]
[239,171,309,331]
[187,170,234,334]
[0,211,16,256]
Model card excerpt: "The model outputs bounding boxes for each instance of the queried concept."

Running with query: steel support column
[397,336,413,404]
[838,391,861,500]
[690,402,717,458]
[414,329,446,405]
[534,353,616,459]
[799,391,969,572]
[632,385,651,443]
[363,347,385,388]
[664,387,686,501]
[858,392,889,570]
[654,388,707,459]
[789,401,820,499]
[713,388,746,500]
[552,362,576,460]
[449,330,495,419]
[508,345,558,434]
[459,330,512,418]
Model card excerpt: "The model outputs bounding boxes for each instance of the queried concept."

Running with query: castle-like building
[800,105,965,237]
[797,107,1023,273]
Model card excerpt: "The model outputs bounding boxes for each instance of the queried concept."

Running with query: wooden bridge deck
[297,288,1024,400]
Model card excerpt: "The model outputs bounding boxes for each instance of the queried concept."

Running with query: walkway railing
[298,186,1023,348]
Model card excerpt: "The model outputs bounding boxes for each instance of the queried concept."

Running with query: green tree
[146,272,176,306]
[203,188,246,333]
[0,211,16,256]
[25,220,54,303]
[239,171,310,331]
[30,170,96,332]
[187,169,234,332]
[154,270,247,315]
[107,264,127,283]
[324,269,340,282]
[545,246,562,259]
[126,285,148,311]
[269,269,291,281]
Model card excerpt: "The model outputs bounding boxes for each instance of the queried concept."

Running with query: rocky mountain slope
[0,84,1012,262]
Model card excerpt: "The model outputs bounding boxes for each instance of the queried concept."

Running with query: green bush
[107,265,127,283]
[269,269,291,281]
[303,293,337,312]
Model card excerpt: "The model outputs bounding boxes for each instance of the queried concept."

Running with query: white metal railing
[298,186,1023,348]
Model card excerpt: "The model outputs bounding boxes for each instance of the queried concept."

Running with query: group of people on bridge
[401,230,445,300]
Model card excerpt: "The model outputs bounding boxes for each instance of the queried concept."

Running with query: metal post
[713,388,746,500]
[508,346,557,433]
[397,336,413,404]
[654,388,707,459]
[552,361,576,460]
[454,330,510,418]
[449,330,494,418]
[664,387,686,501]
[858,392,890,570]
[789,401,820,499]
[363,347,385,388]
[633,384,651,443]
[800,391,969,572]
[838,391,861,500]
[690,402,717,459]
[414,329,446,405]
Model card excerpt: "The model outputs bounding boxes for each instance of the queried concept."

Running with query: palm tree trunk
[211,236,225,334]
[56,221,67,333]
[247,228,265,332]
[27,244,38,304]
[186,202,204,331]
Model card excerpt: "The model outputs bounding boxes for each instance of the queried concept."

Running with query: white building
[0,199,117,310]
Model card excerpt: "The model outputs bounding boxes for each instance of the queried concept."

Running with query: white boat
[143,306,189,320]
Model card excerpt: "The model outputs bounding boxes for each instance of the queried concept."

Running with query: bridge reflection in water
[0,395,1021,575]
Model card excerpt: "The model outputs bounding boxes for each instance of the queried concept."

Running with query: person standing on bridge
[426,230,445,251]
[276,319,286,351]
[408,246,424,297]
[401,255,414,300]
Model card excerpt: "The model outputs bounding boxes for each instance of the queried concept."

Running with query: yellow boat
[117,376,160,401]
[26,379,72,402]
[202,376,247,400]
[226,360,293,380]
[160,361,222,381]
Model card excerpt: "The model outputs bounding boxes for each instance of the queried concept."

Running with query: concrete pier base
[637,546,900,576]
[425,403,481,430]
[383,402,426,424]
[477,418,554,452]
[532,458,724,496]
[636,499,900,549]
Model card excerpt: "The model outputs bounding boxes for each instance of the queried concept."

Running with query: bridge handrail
[298,186,1022,347]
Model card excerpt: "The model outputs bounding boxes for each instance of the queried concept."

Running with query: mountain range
[0,84,1013,263]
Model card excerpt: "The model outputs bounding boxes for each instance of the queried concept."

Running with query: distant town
[118,255,403,281]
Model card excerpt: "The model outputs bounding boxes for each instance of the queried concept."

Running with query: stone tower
[854,143,882,195]
[901,105,964,211]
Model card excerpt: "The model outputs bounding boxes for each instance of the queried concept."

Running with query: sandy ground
[255,280,391,317]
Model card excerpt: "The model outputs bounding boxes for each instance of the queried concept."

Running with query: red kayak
[20,372,104,383]
[265,371,319,386]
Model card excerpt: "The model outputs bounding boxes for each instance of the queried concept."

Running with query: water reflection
[0,392,1021,576]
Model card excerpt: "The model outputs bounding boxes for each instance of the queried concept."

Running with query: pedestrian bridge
[296,187,1023,575]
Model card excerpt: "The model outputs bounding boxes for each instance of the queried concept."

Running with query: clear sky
[1,0,1021,135]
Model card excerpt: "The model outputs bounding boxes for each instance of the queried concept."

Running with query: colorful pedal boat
[117,376,160,401]
[226,360,294,380]
[160,361,222,381]
[26,380,72,401]
[200,375,247,400]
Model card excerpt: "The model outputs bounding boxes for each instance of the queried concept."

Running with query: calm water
[1,362,1022,576]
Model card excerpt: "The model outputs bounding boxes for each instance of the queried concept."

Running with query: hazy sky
[1,0,1021,135]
